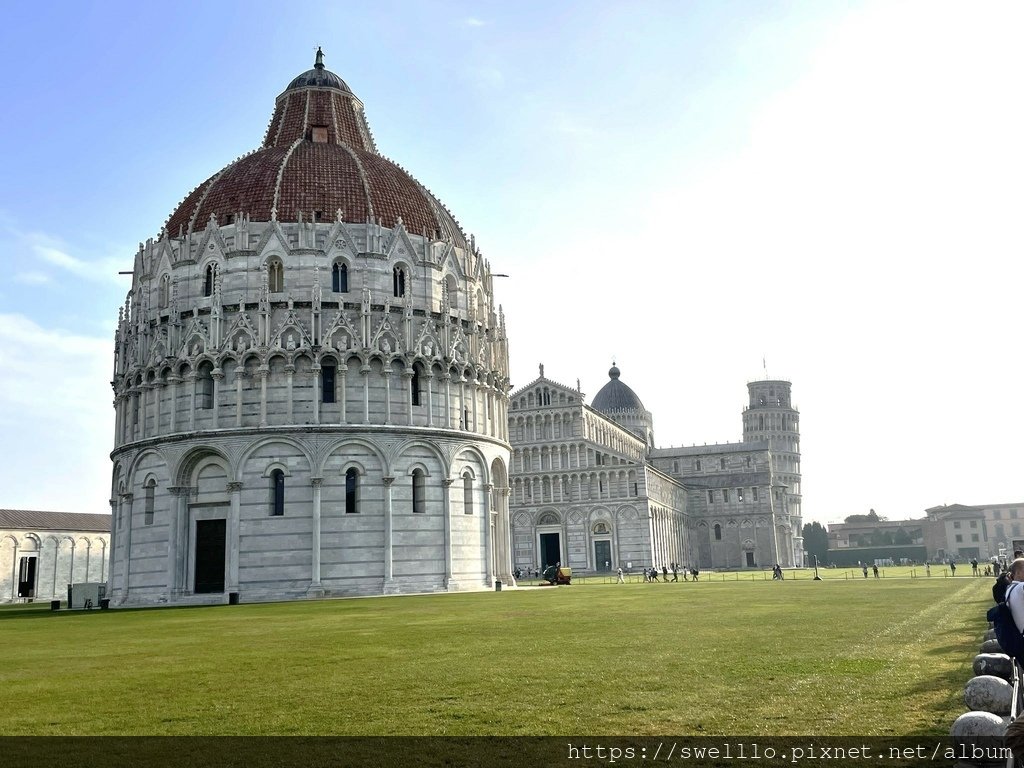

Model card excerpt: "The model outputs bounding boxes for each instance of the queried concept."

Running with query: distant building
[0,510,110,602]
[825,502,1024,563]
[507,366,803,572]
[926,502,1024,561]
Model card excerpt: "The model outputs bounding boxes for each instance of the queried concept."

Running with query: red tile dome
[164,49,467,248]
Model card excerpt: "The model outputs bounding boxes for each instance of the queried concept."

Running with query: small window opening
[270,469,285,516]
[345,468,359,514]
[322,364,336,403]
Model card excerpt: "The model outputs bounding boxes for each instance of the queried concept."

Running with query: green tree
[803,521,829,564]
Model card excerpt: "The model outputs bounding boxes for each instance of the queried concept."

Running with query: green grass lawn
[0,575,990,736]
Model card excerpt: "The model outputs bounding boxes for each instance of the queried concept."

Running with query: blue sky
[2,1,1022,528]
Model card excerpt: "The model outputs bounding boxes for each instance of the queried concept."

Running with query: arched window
[196,364,214,409]
[321,363,336,403]
[411,366,422,407]
[332,262,348,293]
[720,457,726,470]
[412,469,425,514]
[695,459,702,471]
[159,274,170,309]
[714,523,722,541]
[444,274,457,308]
[203,263,217,297]
[345,468,359,514]
[268,258,284,292]
[270,469,285,516]
[144,479,156,525]
[393,266,406,298]
[463,473,474,514]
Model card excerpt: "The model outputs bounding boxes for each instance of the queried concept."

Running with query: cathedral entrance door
[745,551,755,568]
[17,556,37,598]
[539,532,561,568]
[194,519,227,593]
[594,540,612,571]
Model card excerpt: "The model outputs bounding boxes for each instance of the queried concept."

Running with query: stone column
[339,364,348,423]
[443,373,452,428]
[234,365,244,427]
[227,482,241,594]
[361,363,371,423]
[186,373,197,431]
[459,377,468,430]
[257,366,269,427]
[426,373,435,427]
[106,498,116,597]
[383,367,393,425]
[402,368,414,426]
[470,381,479,433]
[139,384,150,440]
[119,492,134,602]
[311,363,321,425]
[483,483,494,586]
[153,381,163,436]
[212,369,223,428]
[285,365,295,423]
[169,375,181,433]
[383,476,395,588]
[443,478,454,589]
[166,487,185,598]
[310,478,322,593]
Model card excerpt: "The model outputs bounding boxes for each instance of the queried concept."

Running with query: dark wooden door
[195,519,226,593]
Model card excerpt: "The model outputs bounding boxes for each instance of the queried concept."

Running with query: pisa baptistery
[108,50,514,605]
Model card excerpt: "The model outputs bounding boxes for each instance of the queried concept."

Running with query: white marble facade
[0,511,110,602]
[109,52,514,605]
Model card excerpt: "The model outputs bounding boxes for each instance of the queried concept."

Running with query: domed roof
[592,364,646,413]
[164,50,467,248]
[285,47,353,94]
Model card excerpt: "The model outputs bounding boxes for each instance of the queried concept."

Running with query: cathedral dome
[592,364,646,413]
[163,49,467,248]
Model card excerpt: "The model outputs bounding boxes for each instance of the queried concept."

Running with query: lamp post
[813,554,822,581]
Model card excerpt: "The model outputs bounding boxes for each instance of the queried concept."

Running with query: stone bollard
[964,675,1014,716]
[973,653,1014,680]
[979,639,1003,654]
[951,710,1007,741]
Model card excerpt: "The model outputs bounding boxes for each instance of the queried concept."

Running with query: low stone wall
[951,627,1017,764]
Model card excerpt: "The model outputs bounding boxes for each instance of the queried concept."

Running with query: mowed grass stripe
[0,577,989,735]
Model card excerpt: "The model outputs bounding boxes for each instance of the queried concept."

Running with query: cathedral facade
[508,367,802,573]
[108,51,514,605]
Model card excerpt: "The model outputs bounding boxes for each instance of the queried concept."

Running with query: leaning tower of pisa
[742,380,803,565]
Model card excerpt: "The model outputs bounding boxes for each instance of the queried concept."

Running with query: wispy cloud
[14,271,51,285]
[0,313,113,511]
[0,214,129,286]
[463,17,487,28]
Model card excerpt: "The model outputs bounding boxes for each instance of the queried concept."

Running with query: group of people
[617,563,699,583]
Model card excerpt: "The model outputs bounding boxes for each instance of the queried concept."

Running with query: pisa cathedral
[108,51,514,605]
[508,366,803,573]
